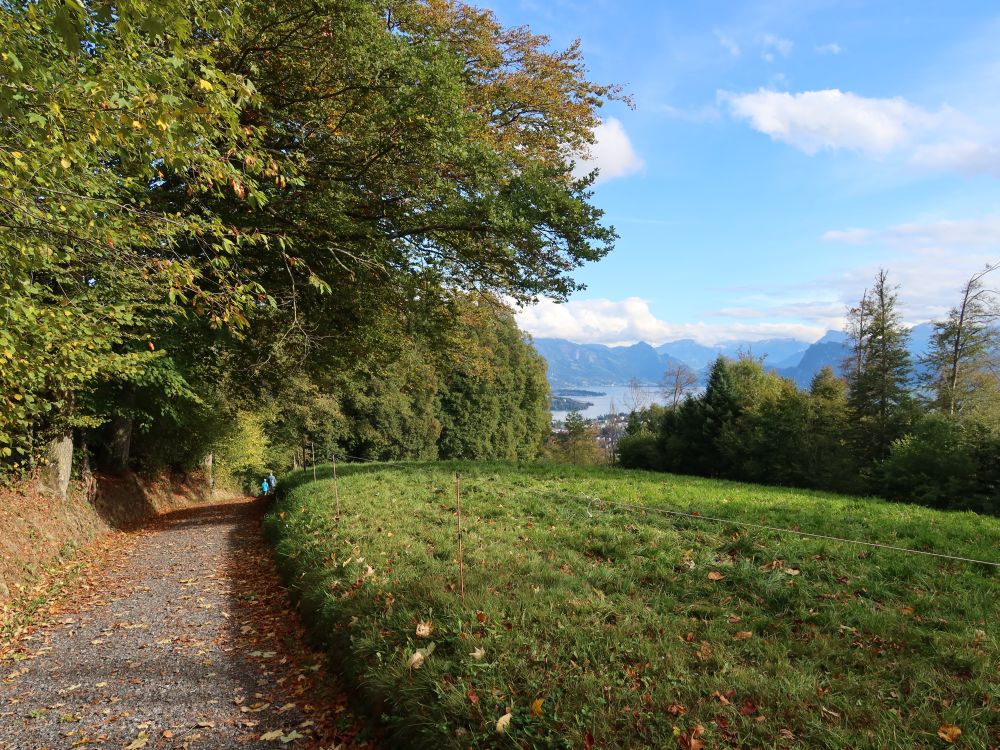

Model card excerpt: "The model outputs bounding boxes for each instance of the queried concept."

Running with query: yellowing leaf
[530,698,544,717]
[124,734,149,750]
[60,157,71,169]
[937,724,961,743]
[707,571,725,581]
[783,568,801,576]
[469,646,485,660]
[198,79,214,91]
[496,712,512,733]
[259,729,284,741]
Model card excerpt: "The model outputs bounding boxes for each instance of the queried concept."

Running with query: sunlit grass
[267,461,999,749]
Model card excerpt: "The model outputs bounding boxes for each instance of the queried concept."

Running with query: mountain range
[533,323,935,389]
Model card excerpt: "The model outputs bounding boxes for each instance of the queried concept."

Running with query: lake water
[550,384,669,420]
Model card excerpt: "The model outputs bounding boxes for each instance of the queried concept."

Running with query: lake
[550,384,669,420]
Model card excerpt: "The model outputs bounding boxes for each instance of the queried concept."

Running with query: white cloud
[825,215,1000,249]
[721,88,951,155]
[822,228,873,244]
[759,33,793,62]
[514,296,828,346]
[820,216,1000,322]
[910,140,1000,177]
[721,88,1000,177]
[573,118,644,184]
[714,29,741,57]
[815,42,842,55]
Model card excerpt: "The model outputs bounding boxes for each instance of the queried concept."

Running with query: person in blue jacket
[260,478,270,497]
[267,472,277,492]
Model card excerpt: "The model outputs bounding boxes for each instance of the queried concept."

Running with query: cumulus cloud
[573,118,644,184]
[721,87,1000,177]
[720,88,951,154]
[514,296,828,346]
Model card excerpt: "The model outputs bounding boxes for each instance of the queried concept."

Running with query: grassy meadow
[265,462,999,749]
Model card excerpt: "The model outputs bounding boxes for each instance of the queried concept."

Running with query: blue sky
[487,0,1000,344]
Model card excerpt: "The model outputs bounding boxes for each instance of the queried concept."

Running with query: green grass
[266,462,1000,749]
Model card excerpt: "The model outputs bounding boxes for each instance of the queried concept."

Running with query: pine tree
[845,270,913,464]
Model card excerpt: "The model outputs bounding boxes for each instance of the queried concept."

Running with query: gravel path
[0,497,376,750]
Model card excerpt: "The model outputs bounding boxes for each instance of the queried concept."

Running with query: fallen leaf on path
[124,733,149,750]
[260,729,284,741]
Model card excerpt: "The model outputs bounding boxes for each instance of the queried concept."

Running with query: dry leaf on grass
[937,723,962,743]
[707,571,725,581]
[416,620,433,637]
[530,698,544,717]
[496,712,512,733]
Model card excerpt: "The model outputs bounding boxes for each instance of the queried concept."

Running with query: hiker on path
[268,471,277,492]
[260,478,270,497]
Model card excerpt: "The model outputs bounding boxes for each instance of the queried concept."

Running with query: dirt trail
[0,497,377,750]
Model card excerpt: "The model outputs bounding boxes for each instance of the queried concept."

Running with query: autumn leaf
[124,734,149,750]
[416,620,433,637]
[937,724,962,743]
[408,651,425,669]
[707,571,725,581]
[260,729,284,741]
[733,631,753,640]
[469,646,485,660]
[783,568,801,576]
[667,703,686,716]
[467,687,479,705]
[496,712,512,733]
[530,698,544,717]
[710,690,730,705]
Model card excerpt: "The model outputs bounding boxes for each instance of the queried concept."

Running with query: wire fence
[291,453,1000,570]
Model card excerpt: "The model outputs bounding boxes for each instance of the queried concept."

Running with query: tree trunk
[203,452,215,496]
[108,415,132,472]
[39,431,73,500]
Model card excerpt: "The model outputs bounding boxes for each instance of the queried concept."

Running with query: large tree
[844,270,914,464]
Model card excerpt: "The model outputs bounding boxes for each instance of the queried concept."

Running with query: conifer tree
[845,270,913,464]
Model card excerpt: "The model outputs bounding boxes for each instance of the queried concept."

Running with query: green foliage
[845,271,914,464]
[268,461,1000,749]
[616,430,661,469]
[547,411,603,465]
[881,414,978,509]
[211,410,269,492]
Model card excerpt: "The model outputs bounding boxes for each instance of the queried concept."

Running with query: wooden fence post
[456,472,465,602]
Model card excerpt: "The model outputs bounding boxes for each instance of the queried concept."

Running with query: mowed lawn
[266,462,999,749]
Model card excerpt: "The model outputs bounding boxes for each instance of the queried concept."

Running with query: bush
[616,431,662,470]
[880,414,975,508]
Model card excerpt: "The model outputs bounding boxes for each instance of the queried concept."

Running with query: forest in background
[616,268,1000,513]
[0,0,624,491]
